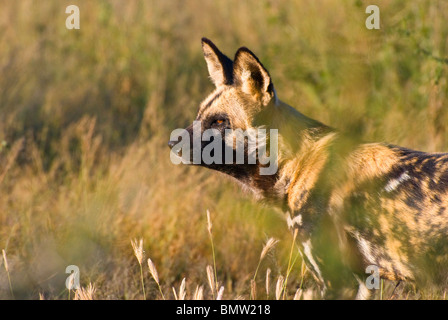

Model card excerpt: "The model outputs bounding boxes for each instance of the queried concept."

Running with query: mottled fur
[169,38,448,299]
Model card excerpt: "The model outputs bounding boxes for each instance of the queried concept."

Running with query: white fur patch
[286,214,303,229]
[223,127,268,160]
[353,232,376,265]
[384,171,411,193]
[241,69,251,81]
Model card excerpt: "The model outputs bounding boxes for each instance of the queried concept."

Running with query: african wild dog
[169,38,448,299]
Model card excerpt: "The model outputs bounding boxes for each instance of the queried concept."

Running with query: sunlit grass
[0,0,447,299]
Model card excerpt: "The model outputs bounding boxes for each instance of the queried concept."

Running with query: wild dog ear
[233,47,274,106]
[201,38,233,87]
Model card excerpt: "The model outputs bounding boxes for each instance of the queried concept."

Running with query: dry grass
[74,283,96,300]
[0,0,447,299]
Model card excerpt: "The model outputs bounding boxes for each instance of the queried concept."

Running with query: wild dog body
[169,38,448,298]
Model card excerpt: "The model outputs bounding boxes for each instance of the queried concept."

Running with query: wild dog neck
[249,99,338,208]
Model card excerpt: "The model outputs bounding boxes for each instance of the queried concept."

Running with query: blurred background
[0,0,447,299]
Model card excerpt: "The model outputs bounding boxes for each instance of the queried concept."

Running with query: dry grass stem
[2,249,14,299]
[206,210,218,293]
[265,268,271,298]
[0,138,23,185]
[74,283,96,300]
[172,287,178,300]
[206,265,216,298]
[283,229,299,299]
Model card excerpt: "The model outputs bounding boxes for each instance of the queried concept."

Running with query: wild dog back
[339,143,448,286]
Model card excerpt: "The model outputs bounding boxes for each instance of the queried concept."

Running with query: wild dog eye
[211,117,228,128]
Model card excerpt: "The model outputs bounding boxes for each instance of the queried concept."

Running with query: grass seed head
[193,285,204,300]
[131,238,144,265]
[179,278,186,300]
[206,265,216,294]
[147,258,159,285]
[2,249,9,272]
[206,210,213,235]
[260,238,279,261]
[275,275,284,300]
[217,286,224,300]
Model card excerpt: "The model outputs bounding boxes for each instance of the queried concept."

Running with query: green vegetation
[0,0,447,299]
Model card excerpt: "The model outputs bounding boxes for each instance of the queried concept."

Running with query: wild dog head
[169,38,281,197]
